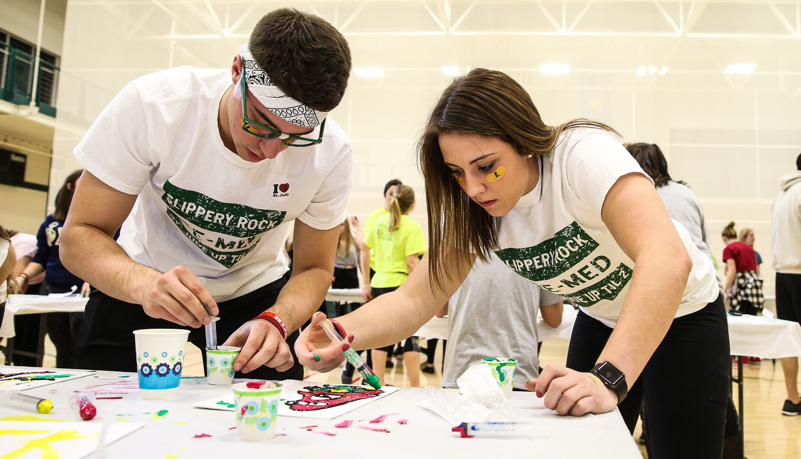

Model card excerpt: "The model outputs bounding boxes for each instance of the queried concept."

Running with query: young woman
[297,69,727,458]
[16,169,90,368]
[361,184,426,386]
[722,222,764,316]
[737,227,762,277]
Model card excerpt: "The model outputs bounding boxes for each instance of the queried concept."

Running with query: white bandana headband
[239,44,327,129]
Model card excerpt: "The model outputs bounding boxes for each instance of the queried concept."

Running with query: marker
[75,392,97,420]
[319,318,381,390]
[205,315,220,350]
[1,391,53,414]
[452,422,534,438]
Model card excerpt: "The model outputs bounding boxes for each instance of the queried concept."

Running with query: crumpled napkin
[417,364,516,425]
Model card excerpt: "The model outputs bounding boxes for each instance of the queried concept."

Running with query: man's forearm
[267,266,333,334]
[61,224,160,304]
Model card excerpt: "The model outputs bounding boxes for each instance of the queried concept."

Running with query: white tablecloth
[3,367,641,458]
[727,314,801,358]
[0,294,89,338]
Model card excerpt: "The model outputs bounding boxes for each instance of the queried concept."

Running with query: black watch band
[590,361,628,404]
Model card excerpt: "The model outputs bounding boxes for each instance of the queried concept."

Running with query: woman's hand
[525,363,619,416]
[294,312,348,372]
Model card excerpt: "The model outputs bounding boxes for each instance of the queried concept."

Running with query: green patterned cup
[232,381,282,441]
[482,357,517,398]
[206,346,241,385]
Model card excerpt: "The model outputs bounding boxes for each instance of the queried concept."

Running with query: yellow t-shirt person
[364,213,426,288]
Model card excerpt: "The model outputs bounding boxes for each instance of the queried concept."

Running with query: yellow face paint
[487,165,506,182]
[454,175,465,186]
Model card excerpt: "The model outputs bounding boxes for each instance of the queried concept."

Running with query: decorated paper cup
[482,357,517,398]
[233,381,282,441]
[206,346,241,385]
[133,329,190,400]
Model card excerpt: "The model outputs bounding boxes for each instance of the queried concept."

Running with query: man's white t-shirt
[74,66,353,300]
[495,128,718,326]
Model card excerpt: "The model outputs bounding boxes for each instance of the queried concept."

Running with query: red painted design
[285,384,382,412]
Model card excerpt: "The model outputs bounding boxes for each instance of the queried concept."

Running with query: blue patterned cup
[133,329,190,400]
[233,381,282,441]
[206,346,241,385]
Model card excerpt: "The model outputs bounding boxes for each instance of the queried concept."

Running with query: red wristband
[329,318,347,339]
[18,272,29,283]
[253,312,288,340]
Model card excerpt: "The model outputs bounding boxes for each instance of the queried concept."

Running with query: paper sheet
[194,381,399,419]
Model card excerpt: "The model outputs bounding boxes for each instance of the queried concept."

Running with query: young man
[772,153,801,415]
[61,8,352,381]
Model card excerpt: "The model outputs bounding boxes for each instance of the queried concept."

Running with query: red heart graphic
[279,183,289,193]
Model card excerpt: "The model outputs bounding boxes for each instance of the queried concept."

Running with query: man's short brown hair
[250,8,351,112]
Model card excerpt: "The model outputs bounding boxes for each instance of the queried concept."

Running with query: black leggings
[76,272,303,381]
[567,295,729,459]
[41,281,83,369]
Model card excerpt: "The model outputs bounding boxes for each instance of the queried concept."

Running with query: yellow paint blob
[487,166,506,182]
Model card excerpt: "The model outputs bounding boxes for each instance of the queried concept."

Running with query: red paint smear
[275,433,287,437]
[228,426,237,430]
[316,431,337,436]
[359,426,390,433]
[193,433,212,438]
[300,425,318,430]
[334,420,353,428]
[397,419,408,425]
[246,381,266,389]
[370,413,398,423]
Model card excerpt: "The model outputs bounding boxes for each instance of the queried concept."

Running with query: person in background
[333,217,365,383]
[298,68,728,458]
[721,222,764,318]
[738,227,763,277]
[60,8,353,380]
[438,252,563,389]
[356,178,404,369]
[359,178,403,302]
[362,184,426,386]
[15,170,90,368]
[771,153,801,416]
[626,142,743,458]
[0,225,19,330]
[6,228,46,367]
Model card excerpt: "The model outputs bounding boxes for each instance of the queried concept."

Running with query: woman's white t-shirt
[495,128,718,326]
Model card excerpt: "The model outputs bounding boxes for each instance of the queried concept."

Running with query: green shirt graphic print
[162,180,286,268]
[495,221,633,307]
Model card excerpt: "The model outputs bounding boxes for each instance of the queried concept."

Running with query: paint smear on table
[369,413,397,423]
[0,421,143,459]
[0,367,95,390]
[358,426,390,433]
[334,420,353,428]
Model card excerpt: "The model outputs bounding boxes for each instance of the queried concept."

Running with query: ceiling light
[725,64,756,75]
[659,67,669,76]
[540,63,570,75]
[636,66,646,76]
[441,65,459,76]
[354,67,385,78]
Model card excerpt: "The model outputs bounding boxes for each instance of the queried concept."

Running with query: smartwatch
[590,361,628,404]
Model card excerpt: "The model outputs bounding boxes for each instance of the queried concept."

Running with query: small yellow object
[487,166,506,182]
[454,175,465,186]
[36,399,53,414]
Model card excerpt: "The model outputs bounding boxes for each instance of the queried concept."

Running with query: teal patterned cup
[233,381,282,441]
[482,357,517,398]
[206,346,241,385]
[133,329,190,400]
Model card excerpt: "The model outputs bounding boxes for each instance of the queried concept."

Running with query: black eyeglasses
[240,74,325,147]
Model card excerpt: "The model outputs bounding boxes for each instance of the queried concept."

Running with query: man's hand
[223,319,294,374]
[525,363,619,416]
[294,312,347,372]
[139,265,218,328]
